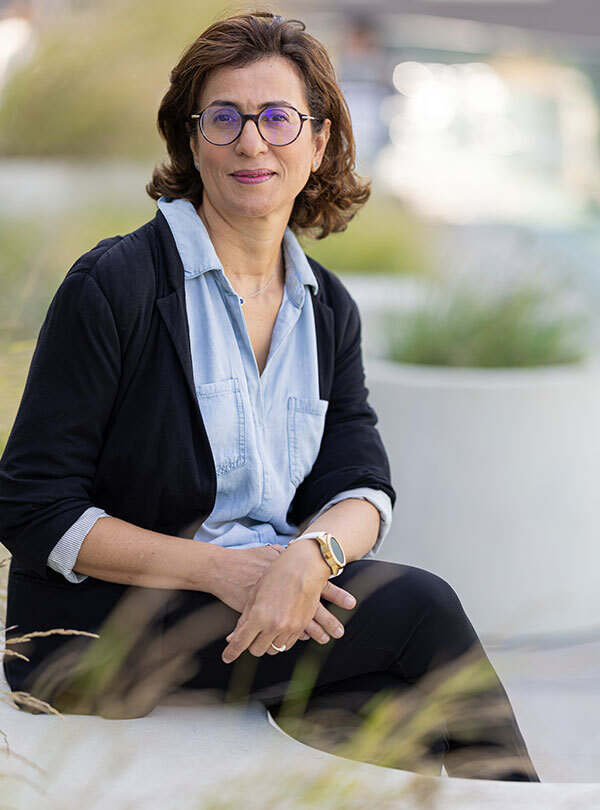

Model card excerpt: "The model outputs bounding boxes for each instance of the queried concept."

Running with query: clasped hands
[214,543,356,664]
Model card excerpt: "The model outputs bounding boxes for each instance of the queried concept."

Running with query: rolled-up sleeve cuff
[302,487,393,558]
[46,506,109,583]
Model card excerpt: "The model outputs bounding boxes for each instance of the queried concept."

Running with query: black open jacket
[0,209,395,695]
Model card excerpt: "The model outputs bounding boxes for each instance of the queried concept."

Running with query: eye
[261,107,292,124]
[209,107,239,125]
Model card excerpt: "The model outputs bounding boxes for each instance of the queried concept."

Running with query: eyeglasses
[191,104,319,146]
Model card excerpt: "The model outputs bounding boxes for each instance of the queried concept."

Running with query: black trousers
[145,560,540,782]
[10,559,540,781]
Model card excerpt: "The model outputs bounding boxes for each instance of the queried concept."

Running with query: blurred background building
[301,0,600,226]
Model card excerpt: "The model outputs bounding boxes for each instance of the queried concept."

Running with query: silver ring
[270,642,286,652]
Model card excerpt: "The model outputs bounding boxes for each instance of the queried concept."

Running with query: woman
[0,10,539,781]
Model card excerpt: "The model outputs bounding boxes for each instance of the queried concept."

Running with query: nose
[235,118,268,157]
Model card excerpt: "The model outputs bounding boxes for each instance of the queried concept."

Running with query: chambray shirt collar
[157,196,319,306]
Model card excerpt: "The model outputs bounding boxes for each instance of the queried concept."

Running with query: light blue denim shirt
[48,197,392,583]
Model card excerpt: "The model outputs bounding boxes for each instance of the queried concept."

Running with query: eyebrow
[206,99,295,110]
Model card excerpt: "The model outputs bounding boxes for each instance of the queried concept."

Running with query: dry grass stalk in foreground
[0,564,532,795]
[270,644,523,780]
[190,756,442,810]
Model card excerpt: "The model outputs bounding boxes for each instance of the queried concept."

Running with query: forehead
[199,56,308,110]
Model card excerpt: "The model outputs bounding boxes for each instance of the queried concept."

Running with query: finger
[250,630,288,658]
[266,632,288,655]
[267,632,298,655]
[299,630,310,641]
[312,602,346,640]
[282,632,298,653]
[222,619,260,663]
[303,617,331,645]
[320,581,356,610]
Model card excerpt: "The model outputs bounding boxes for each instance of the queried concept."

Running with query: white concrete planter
[365,357,600,642]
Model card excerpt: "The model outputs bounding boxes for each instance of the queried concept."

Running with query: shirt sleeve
[297,487,393,558]
[46,507,110,584]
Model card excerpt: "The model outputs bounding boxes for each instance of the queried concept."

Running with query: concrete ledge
[0,668,597,809]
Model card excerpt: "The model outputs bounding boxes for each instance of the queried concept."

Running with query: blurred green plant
[383,280,590,367]
[0,201,154,455]
[0,202,155,343]
[300,195,432,275]
[0,0,222,159]
[0,341,35,457]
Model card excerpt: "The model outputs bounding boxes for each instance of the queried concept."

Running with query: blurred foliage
[300,195,432,275]
[0,0,222,158]
[0,199,147,454]
[383,280,590,367]
[0,340,34,457]
[0,201,155,342]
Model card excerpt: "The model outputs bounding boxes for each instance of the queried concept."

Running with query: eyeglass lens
[201,106,302,145]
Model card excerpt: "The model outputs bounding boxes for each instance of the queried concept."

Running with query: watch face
[329,536,345,565]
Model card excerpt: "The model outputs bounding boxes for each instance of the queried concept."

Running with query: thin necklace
[234,254,282,305]
[196,205,283,306]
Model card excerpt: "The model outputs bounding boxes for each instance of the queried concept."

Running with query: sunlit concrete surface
[487,637,600,783]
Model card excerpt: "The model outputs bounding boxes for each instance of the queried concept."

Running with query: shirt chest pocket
[195,377,246,476]
[287,396,329,487]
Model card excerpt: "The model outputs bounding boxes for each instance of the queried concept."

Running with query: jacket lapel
[153,209,218,518]
[156,288,198,406]
[153,209,200,406]
[307,259,336,401]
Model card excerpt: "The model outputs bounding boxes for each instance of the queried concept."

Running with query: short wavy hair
[146,9,370,239]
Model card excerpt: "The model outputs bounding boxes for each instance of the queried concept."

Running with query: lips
[231,170,275,177]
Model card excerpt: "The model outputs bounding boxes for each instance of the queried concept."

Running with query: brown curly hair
[146,9,370,239]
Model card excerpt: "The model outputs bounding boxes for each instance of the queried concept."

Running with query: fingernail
[345,596,355,607]
[334,627,344,637]
[223,656,232,664]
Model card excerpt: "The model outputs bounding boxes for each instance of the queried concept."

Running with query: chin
[223,195,284,220]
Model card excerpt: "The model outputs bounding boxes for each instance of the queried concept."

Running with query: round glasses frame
[190,104,320,146]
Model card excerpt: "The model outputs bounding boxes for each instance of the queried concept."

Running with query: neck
[197,198,289,294]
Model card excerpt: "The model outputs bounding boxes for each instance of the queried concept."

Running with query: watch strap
[289,531,345,578]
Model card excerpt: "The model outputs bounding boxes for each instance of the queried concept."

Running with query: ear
[313,118,331,166]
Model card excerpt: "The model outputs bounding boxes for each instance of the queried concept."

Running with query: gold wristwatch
[289,531,346,578]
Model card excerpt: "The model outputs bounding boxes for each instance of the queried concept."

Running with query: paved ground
[485,636,600,783]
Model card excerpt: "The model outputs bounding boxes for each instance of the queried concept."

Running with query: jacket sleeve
[0,271,121,577]
[287,293,396,528]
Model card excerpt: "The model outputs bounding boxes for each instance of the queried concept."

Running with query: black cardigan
[0,209,395,694]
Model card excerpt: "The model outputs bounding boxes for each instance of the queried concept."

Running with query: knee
[343,560,470,631]
[357,561,466,625]
[402,566,467,622]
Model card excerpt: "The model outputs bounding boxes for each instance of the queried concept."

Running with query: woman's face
[189,56,331,225]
